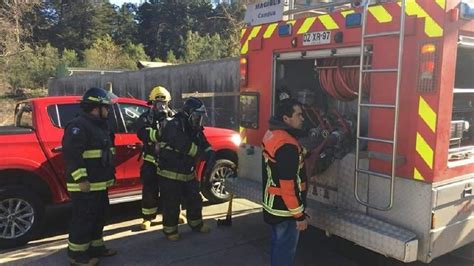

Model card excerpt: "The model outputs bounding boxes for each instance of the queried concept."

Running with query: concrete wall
[48,58,240,129]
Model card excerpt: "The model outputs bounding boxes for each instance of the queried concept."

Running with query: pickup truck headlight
[231,133,242,147]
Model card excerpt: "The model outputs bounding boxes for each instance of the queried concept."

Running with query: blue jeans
[271,220,300,266]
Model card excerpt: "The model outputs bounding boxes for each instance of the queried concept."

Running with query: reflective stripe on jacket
[262,129,307,220]
[157,113,211,182]
[62,113,116,191]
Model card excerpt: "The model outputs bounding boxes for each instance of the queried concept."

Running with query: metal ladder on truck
[354,0,407,211]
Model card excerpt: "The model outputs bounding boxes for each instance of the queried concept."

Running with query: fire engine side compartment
[366,173,473,262]
[430,176,474,261]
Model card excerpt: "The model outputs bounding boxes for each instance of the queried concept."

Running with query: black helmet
[183,97,206,128]
[183,97,206,116]
[81,87,112,106]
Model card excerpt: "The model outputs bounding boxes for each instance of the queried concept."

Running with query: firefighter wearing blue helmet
[62,87,117,265]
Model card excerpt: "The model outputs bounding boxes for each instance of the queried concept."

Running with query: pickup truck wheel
[0,187,45,248]
[201,159,236,204]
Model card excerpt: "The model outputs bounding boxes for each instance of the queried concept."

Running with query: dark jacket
[262,117,308,225]
[136,108,174,165]
[62,112,115,192]
[157,112,211,181]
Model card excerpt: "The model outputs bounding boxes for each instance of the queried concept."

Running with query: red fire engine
[230,0,473,263]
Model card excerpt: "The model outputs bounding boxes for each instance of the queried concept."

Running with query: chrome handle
[52,146,62,152]
[463,187,472,198]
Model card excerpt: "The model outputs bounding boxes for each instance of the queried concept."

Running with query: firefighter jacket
[157,112,212,182]
[62,112,116,192]
[262,118,308,225]
[136,108,174,165]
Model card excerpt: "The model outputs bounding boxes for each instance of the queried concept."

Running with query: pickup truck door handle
[52,146,62,152]
[126,143,142,150]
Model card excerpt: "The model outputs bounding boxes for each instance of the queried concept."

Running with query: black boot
[89,245,118,258]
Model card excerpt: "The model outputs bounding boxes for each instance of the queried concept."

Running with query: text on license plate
[303,31,331,46]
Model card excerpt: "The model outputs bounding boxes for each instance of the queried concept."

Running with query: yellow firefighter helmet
[149,86,171,102]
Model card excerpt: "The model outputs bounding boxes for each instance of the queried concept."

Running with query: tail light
[417,43,438,92]
[240,57,248,87]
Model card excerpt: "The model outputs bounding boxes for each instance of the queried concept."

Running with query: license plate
[303,31,331,46]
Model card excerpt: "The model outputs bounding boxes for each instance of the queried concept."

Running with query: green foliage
[166,50,179,64]
[136,0,215,61]
[6,44,60,90]
[83,35,125,69]
[122,42,150,69]
[3,0,248,90]
[33,1,119,58]
[84,35,148,70]
[113,3,139,46]
[211,2,246,57]
[61,49,79,67]
[181,31,226,63]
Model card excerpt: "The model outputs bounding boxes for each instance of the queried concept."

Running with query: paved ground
[0,199,472,266]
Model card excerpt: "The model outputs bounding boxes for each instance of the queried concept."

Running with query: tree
[181,31,226,63]
[33,0,118,59]
[112,3,139,46]
[0,0,40,91]
[210,2,246,57]
[30,44,61,88]
[84,35,148,70]
[61,48,79,67]
[0,0,39,57]
[84,35,123,69]
[166,50,179,63]
[137,0,214,61]
[6,44,60,90]
[122,42,150,69]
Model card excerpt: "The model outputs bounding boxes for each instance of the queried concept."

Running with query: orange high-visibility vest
[262,129,306,219]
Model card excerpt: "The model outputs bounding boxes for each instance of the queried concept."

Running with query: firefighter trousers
[141,162,160,220]
[159,176,203,235]
[68,190,109,259]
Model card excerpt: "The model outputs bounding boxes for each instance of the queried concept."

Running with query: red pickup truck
[0,96,240,248]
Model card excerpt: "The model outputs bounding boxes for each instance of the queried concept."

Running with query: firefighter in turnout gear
[262,99,308,266]
[136,86,176,230]
[158,97,215,241]
[62,87,117,266]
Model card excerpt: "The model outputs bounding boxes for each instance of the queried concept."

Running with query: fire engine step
[226,177,419,263]
[305,199,418,263]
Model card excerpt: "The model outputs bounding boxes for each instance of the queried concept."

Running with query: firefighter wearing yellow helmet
[148,86,171,103]
[136,85,176,229]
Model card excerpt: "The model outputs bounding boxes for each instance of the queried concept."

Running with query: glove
[79,181,91,192]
